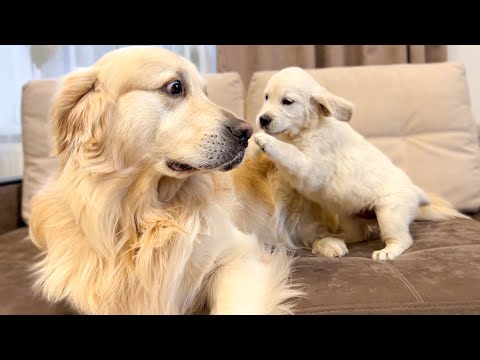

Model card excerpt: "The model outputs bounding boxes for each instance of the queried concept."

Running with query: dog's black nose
[226,120,254,147]
[259,115,272,127]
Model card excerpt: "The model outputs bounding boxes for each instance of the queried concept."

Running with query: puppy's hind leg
[341,215,369,244]
[372,196,417,261]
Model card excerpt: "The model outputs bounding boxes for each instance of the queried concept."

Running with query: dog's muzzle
[224,119,253,148]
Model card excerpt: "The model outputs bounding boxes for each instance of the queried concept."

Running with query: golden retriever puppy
[253,67,470,261]
[29,47,302,315]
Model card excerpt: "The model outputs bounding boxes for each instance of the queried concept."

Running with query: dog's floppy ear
[311,86,354,122]
[50,67,110,159]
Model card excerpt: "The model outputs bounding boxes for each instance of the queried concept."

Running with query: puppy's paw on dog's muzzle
[254,132,275,153]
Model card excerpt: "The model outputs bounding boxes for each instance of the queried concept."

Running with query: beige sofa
[1,62,480,314]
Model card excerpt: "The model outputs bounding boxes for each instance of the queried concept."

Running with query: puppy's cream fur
[232,146,343,264]
[29,47,302,314]
[253,67,470,260]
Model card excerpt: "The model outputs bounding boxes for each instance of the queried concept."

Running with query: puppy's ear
[311,87,354,122]
[50,67,110,160]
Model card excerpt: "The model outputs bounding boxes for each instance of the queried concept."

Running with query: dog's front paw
[312,237,349,258]
[254,132,275,153]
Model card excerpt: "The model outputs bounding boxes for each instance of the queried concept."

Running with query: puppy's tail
[415,187,470,221]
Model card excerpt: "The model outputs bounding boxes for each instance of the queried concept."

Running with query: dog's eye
[164,80,184,95]
[265,94,268,101]
[282,98,294,105]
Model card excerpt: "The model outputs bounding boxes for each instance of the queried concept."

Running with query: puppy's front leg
[254,132,309,175]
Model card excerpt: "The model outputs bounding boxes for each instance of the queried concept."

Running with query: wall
[448,45,480,124]
[0,46,32,138]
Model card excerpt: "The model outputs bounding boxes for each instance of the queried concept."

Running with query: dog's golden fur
[29,47,302,315]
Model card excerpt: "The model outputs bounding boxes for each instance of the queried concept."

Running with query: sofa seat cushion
[2,219,479,315]
[293,218,480,314]
[0,227,74,315]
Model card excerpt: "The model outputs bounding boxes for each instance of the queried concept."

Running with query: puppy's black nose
[226,120,254,147]
[259,115,272,127]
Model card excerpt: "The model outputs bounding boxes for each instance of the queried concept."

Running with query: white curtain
[0,45,216,178]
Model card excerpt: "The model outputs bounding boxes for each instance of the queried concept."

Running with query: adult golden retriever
[29,47,302,315]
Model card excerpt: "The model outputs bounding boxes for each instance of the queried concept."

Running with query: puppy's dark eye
[282,98,294,105]
[265,94,269,101]
[164,80,184,95]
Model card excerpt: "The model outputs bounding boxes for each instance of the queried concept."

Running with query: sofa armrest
[0,177,24,235]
